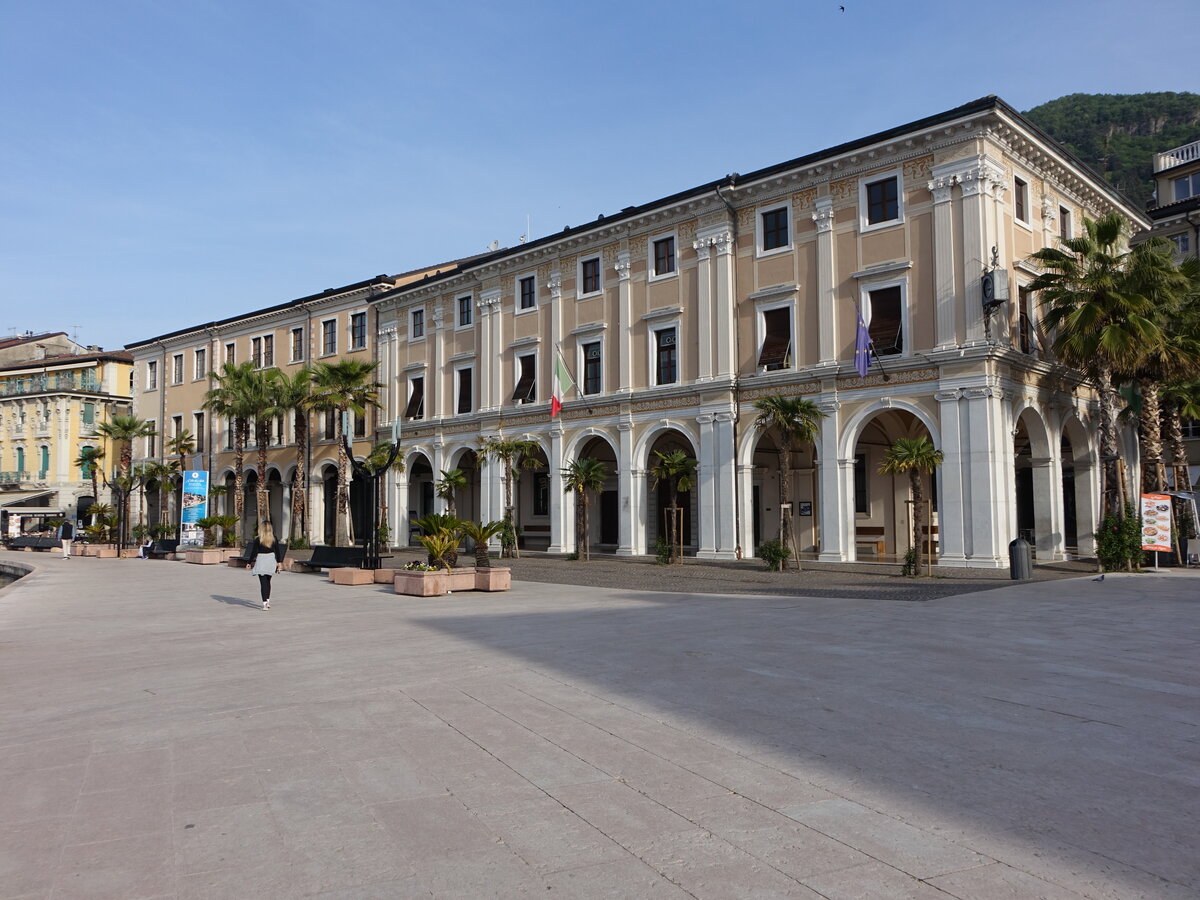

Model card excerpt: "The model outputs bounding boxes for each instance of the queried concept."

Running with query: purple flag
[854,311,870,377]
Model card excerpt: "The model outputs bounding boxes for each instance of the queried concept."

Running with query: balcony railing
[1155,140,1200,173]
[0,471,30,484]
[0,373,101,396]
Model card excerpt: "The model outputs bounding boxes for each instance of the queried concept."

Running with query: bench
[146,539,179,559]
[855,526,886,558]
[7,536,61,552]
[294,545,365,572]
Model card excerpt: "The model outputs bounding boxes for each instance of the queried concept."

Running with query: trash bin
[1008,538,1032,580]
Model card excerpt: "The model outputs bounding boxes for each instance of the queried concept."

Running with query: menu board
[1140,493,1172,553]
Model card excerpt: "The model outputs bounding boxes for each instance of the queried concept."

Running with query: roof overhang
[0,490,56,508]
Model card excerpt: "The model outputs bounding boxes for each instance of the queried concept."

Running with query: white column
[693,237,713,381]
[736,462,756,558]
[812,199,838,365]
[960,386,1010,567]
[487,296,503,410]
[432,441,446,511]
[616,420,639,555]
[959,159,1005,346]
[429,311,444,420]
[815,401,849,562]
[713,231,736,377]
[475,300,492,413]
[695,414,717,555]
[547,423,570,554]
[616,255,633,392]
[934,390,968,565]
[712,412,738,558]
[481,452,504,547]
[392,465,408,548]
[928,174,957,349]
[1031,454,1059,561]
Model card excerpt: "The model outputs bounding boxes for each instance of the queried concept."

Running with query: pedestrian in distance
[57,518,75,559]
[247,521,286,610]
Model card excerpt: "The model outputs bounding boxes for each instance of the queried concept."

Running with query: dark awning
[404,380,424,419]
[511,357,535,402]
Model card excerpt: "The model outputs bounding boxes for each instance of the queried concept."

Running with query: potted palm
[460,519,510,591]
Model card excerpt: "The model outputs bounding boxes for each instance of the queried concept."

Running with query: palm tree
[878,436,943,569]
[237,368,277,529]
[310,360,381,546]
[563,458,607,560]
[478,436,540,558]
[73,445,105,519]
[1029,212,1169,517]
[163,429,195,537]
[96,414,157,479]
[203,362,256,536]
[459,519,505,568]
[753,395,825,568]
[269,367,314,544]
[650,448,697,564]
[435,468,467,517]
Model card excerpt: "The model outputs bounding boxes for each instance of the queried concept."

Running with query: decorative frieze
[792,188,817,211]
[902,155,934,182]
[830,177,857,201]
[739,382,820,401]
[836,366,939,390]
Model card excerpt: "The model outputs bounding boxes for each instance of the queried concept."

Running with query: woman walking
[247,521,286,610]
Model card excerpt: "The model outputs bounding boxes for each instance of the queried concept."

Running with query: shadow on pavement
[211,593,262,609]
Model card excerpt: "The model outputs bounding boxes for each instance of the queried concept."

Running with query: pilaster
[615,254,633,392]
[934,389,967,564]
[547,423,569,553]
[695,414,717,555]
[958,157,1006,345]
[712,230,737,377]
[813,199,838,364]
[927,174,958,349]
[693,237,713,381]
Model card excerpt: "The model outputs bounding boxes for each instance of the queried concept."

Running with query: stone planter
[92,546,118,558]
[329,567,374,586]
[119,549,141,558]
[184,548,225,565]
[373,568,395,584]
[474,567,511,592]
[447,569,475,592]
[393,570,451,596]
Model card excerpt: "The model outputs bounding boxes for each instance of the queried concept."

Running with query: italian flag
[551,350,574,418]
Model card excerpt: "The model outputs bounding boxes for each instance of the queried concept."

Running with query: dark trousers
[257,575,273,601]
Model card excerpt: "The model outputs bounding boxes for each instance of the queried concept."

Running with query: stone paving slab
[0,552,1197,898]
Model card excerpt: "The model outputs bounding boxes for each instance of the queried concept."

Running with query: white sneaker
[263,600,270,610]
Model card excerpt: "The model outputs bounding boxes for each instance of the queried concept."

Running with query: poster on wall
[181,470,209,547]
[1140,493,1172,553]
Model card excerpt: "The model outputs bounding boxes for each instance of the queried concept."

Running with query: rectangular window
[147,361,157,391]
[350,312,367,350]
[1018,287,1038,355]
[581,258,601,294]
[322,411,335,440]
[252,337,263,368]
[867,286,903,355]
[854,454,868,515]
[512,354,536,403]
[1059,206,1072,241]
[172,354,183,384]
[1170,233,1191,254]
[194,348,206,381]
[457,367,472,414]
[353,412,366,437]
[653,237,676,276]
[458,295,473,327]
[761,208,789,251]
[533,472,550,516]
[262,335,273,367]
[411,309,424,339]
[147,423,156,459]
[1174,173,1200,202]
[582,342,602,395]
[172,415,183,438]
[655,328,678,385]
[194,412,205,454]
[82,402,95,425]
[866,176,899,225]
[290,327,305,362]
[1014,176,1028,223]
[322,320,336,356]
[405,376,425,420]
[757,308,792,370]
[519,275,536,310]
[224,342,235,364]
[225,417,233,449]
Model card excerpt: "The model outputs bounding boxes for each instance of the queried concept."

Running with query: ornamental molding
[603,245,621,267]
[927,175,956,204]
[641,305,683,322]
[508,335,541,349]
[935,389,963,402]
[812,202,835,232]
[793,188,818,210]
[902,155,934,182]
[836,366,938,390]
[570,321,608,336]
[737,207,756,228]
[677,221,698,244]
[537,263,553,282]
[830,177,857,201]
[739,382,820,401]
[693,239,712,261]
[852,259,912,280]
[748,282,799,303]
[631,394,702,413]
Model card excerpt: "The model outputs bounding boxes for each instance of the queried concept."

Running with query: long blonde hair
[258,521,276,549]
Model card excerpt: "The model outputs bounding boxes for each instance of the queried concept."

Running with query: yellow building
[126,264,466,544]
[0,333,133,535]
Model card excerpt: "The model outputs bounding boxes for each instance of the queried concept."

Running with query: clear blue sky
[0,0,1188,352]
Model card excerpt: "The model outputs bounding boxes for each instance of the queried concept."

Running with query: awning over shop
[0,490,55,508]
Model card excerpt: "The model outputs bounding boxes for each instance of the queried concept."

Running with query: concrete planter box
[329,567,373,586]
[92,547,118,558]
[393,570,450,596]
[119,549,141,558]
[184,549,225,565]
[373,568,396,584]
[474,567,511,591]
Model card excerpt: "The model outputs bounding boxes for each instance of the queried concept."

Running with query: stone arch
[1013,405,1054,558]
[1058,413,1099,558]
[838,398,941,461]
[644,426,700,556]
[316,460,340,546]
[568,432,621,554]
[743,408,822,560]
[404,450,435,545]
[633,418,702,468]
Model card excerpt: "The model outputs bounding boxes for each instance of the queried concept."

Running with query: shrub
[654,536,671,565]
[900,546,919,577]
[758,539,792,572]
[1095,503,1143,572]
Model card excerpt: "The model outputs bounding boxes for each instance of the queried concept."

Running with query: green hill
[1024,92,1200,209]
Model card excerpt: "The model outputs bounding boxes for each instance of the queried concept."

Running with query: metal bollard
[1008,538,1032,580]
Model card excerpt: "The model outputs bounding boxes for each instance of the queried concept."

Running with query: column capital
[963,386,1002,400]
[935,389,963,403]
[711,231,735,256]
[812,201,835,232]
[614,251,632,281]
[714,411,736,423]
[692,237,712,261]
[617,421,634,433]
[547,276,562,299]
[959,160,1005,198]
[816,399,841,415]
[927,175,957,204]
[430,308,446,330]
[695,414,714,425]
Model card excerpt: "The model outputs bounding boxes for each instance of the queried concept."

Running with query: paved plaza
[0,552,1197,899]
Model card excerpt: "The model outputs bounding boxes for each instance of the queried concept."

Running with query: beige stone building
[126,265,460,544]
[374,95,1148,567]
[0,333,133,534]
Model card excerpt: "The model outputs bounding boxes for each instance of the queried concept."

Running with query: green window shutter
[82,402,95,424]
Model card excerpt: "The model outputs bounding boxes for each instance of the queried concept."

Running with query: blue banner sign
[180,470,209,547]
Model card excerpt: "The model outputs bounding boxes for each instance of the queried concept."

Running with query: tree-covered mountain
[1024,92,1200,209]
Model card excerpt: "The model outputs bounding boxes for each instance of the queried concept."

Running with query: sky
[0,0,1191,352]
